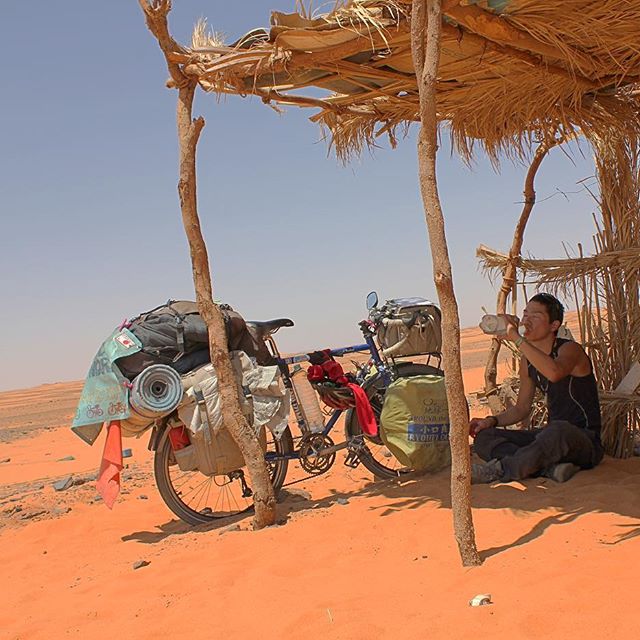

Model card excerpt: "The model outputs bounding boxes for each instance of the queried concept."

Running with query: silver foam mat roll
[130,365,183,419]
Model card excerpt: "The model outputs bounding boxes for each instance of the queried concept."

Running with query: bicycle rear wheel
[154,426,293,525]
[345,363,443,479]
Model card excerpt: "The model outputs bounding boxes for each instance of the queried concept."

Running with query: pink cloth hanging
[96,421,123,509]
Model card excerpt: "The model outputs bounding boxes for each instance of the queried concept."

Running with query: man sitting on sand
[470,293,604,484]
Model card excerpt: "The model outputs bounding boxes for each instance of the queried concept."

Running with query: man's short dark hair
[530,292,564,325]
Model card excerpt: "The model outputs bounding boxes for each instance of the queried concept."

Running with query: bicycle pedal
[344,451,361,469]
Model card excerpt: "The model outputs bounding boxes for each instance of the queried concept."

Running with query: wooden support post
[139,0,276,529]
[484,138,561,398]
[411,0,481,567]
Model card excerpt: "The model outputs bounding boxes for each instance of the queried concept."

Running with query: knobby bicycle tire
[154,426,293,525]
[345,362,444,479]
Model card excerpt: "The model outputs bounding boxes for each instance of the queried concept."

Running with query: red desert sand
[1,322,639,639]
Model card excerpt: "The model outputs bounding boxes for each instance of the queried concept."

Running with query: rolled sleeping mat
[120,406,157,438]
[129,364,183,419]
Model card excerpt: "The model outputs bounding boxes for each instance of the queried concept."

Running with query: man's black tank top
[527,337,601,439]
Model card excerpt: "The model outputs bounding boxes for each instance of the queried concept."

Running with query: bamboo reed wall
[578,137,640,457]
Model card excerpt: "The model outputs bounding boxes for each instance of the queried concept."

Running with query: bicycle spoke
[203,476,213,511]
[213,485,224,513]
[177,473,212,501]
[173,472,199,491]
[193,478,212,512]
[228,487,243,513]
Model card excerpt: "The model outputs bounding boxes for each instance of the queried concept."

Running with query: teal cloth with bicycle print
[71,328,142,446]
[380,375,451,472]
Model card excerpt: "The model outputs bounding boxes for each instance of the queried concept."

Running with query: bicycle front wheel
[154,426,293,525]
[345,363,443,479]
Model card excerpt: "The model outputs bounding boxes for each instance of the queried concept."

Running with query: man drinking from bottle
[469,293,604,484]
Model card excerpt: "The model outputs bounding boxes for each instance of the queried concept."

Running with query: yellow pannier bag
[380,375,451,472]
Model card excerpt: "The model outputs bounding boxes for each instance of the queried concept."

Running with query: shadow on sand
[278,455,640,557]
[122,455,640,557]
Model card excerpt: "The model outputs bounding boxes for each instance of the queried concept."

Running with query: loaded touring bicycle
[72,294,451,525]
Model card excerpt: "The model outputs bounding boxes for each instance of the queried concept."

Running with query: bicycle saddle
[246,318,294,339]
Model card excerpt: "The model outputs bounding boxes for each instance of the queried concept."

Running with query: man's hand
[496,314,520,342]
[469,416,497,437]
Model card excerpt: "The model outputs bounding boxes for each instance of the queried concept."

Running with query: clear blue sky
[0,1,599,391]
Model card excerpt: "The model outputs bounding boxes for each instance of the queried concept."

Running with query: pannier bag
[379,374,451,472]
[116,300,274,379]
[376,297,442,358]
[175,351,290,476]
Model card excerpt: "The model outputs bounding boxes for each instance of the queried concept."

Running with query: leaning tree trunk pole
[483,138,561,398]
[139,0,276,529]
[411,0,481,566]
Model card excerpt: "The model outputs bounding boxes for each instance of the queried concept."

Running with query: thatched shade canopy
[167,0,640,161]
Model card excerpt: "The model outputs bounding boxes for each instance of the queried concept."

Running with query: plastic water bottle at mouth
[479,315,527,336]
[479,314,508,335]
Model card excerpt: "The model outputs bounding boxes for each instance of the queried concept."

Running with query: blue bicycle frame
[274,327,394,455]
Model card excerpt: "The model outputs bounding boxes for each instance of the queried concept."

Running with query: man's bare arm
[493,356,536,426]
[518,340,584,382]
[470,356,536,435]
